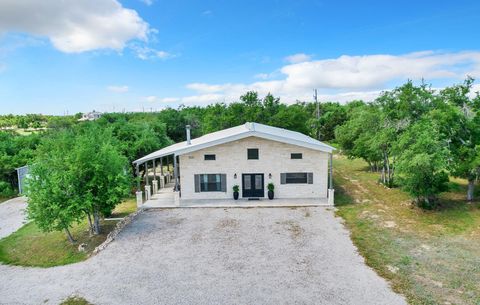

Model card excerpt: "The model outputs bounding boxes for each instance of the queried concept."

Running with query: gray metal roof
[133,122,335,165]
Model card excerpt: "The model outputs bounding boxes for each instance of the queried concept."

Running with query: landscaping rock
[91,209,144,256]
[78,243,87,252]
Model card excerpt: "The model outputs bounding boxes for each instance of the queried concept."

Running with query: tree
[395,121,449,209]
[72,125,131,234]
[26,126,131,241]
[438,77,480,201]
[25,130,84,243]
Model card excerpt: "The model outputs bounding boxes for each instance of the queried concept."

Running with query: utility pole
[313,89,321,140]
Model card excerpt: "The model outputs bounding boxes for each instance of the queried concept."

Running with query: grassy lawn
[0,198,136,268]
[334,156,480,305]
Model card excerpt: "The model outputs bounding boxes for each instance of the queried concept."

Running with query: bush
[0,181,15,197]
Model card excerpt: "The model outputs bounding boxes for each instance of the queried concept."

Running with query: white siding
[179,136,329,200]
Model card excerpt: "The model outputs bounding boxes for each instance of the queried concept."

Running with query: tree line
[336,78,480,208]
[1,78,479,241]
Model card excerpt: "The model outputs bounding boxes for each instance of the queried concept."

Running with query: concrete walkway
[0,197,28,239]
[142,184,330,209]
[0,207,406,305]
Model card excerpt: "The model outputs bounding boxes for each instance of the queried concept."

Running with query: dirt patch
[280,220,305,240]
[216,218,240,229]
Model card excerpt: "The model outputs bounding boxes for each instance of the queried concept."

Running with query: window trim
[197,173,226,192]
[291,153,303,159]
[204,154,216,161]
[247,148,259,160]
[281,172,313,184]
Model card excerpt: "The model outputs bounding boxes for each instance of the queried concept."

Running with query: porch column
[173,154,179,191]
[160,157,164,188]
[135,163,143,207]
[145,162,149,188]
[152,159,158,194]
[328,152,334,205]
[153,159,157,181]
[135,164,140,191]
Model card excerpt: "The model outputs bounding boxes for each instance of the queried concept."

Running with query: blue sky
[0,0,480,114]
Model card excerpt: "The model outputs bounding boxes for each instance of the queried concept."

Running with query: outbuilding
[134,122,335,207]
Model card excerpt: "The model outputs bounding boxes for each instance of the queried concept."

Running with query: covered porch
[133,151,181,208]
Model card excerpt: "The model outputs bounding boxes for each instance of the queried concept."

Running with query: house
[133,122,335,206]
[78,110,103,121]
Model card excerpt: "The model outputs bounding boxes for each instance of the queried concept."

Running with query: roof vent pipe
[186,125,191,145]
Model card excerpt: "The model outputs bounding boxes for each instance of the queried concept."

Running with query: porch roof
[133,122,335,165]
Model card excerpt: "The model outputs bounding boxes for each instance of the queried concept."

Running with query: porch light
[234,173,237,179]
[269,173,272,179]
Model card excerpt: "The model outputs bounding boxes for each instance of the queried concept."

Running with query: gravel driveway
[0,197,27,239]
[0,207,406,305]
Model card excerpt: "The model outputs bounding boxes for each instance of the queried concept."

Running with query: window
[247,148,259,160]
[281,172,313,184]
[195,174,226,192]
[204,154,216,161]
[291,153,303,159]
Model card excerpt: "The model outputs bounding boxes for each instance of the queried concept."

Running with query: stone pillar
[136,191,143,208]
[152,180,158,194]
[328,189,335,205]
[145,185,151,201]
[159,176,165,189]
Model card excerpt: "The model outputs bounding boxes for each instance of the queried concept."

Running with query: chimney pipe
[186,125,191,145]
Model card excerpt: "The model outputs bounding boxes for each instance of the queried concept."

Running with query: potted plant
[267,183,274,200]
[233,185,239,200]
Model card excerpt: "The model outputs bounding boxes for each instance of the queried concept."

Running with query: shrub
[0,181,15,198]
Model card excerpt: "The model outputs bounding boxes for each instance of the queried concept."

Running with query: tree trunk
[467,179,475,201]
[65,227,75,244]
[93,209,101,235]
[86,212,94,235]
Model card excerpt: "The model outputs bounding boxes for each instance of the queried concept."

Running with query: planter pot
[233,191,239,200]
[268,190,274,200]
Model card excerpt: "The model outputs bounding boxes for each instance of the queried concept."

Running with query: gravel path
[0,207,407,305]
[0,197,28,239]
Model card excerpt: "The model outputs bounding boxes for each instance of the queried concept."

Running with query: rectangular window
[200,174,222,192]
[247,148,259,160]
[204,154,216,161]
[291,153,303,159]
[281,172,313,184]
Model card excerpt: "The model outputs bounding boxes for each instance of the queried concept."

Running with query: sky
[0,0,480,115]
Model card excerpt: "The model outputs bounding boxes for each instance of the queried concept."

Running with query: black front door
[242,173,264,198]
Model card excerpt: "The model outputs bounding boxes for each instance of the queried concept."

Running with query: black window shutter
[281,173,286,184]
[194,174,200,192]
[220,174,227,192]
[307,173,313,184]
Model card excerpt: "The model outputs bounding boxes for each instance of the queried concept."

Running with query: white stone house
[134,122,335,205]
[78,110,103,121]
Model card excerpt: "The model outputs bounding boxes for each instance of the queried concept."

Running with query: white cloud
[202,10,213,16]
[140,0,154,6]
[131,45,175,60]
[0,0,150,53]
[145,96,180,103]
[107,85,129,93]
[161,50,480,105]
[285,53,312,64]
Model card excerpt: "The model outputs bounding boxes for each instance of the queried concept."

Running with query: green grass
[60,296,92,305]
[0,198,137,268]
[334,156,480,305]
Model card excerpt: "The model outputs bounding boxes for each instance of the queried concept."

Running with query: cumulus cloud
[0,0,150,53]
[107,85,129,93]
[159,50,480,105]
[285,53,312,64]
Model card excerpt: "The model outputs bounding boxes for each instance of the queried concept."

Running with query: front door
[242,173,264,198]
